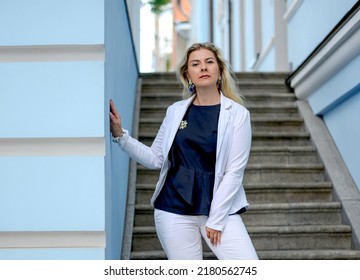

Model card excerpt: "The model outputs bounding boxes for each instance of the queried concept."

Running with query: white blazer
[118,93,252,231]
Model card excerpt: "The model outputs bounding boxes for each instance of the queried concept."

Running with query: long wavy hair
[176,42,245,105]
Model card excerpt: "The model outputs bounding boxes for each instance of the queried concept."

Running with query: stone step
[134,202,341,227]
[243,163,325,184]
[132,146,320,167]
[140,102,300,119]
[140,91,297,106]
[244,182,333,203]
[136,163,325,185]
[132,225,352,252]
[258,250,360,260]
[131,249,360,260]
[248,146,319,164]
[242,202,342,226]
[141,72,289,82]
[252,225,352,251]
[139,131,311,147]
[136,249,360,260]
[139,116,306,133]
[251,131,310,146]
[141,72,289,83]
[248,103,300,118]
[141,74,291,94]
[136,181,333,205]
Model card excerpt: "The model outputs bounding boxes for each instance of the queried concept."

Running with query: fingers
[206,227,222,246]
[110,99,119,119]
[109,100,120,123]
[109,99,123,137]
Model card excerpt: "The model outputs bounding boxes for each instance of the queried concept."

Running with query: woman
[110,42,258,260]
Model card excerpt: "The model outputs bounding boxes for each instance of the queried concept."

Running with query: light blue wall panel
[323,91,360,189]
[244,0,256,70]
[308,54,360,115]
[0,61,104,138]
[0,156,104,231]
[104,0,139,260]
[193,0,210,43]
[257,47,275,72]
[0,249,105,260]
[0,0,104,46]
[260,0,274,49]
[288,0,357,69]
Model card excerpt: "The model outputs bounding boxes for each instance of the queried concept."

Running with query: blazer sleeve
[206,108,252,231]
[117,112,168,170]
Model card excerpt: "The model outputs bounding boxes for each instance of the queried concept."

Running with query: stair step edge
[133,225,352,234]
[137,181,333,190]
[130,249,360,260]
[135,202,341,211]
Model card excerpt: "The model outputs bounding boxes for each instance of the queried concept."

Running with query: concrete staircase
[128,72,360,260]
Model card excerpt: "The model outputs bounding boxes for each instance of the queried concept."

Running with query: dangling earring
[188,80,196,94]
[217,76,222,90]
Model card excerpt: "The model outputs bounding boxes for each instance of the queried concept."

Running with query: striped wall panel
[0,0,106,259]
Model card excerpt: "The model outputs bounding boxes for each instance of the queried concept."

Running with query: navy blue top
[154,103,220,215]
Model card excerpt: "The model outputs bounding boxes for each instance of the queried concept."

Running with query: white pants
[154,209,258,260]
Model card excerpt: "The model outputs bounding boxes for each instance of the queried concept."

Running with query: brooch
[179,120,188,129]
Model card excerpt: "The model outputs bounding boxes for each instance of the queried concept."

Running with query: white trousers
[154,209,259,260]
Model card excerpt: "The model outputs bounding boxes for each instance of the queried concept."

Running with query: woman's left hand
[206,227,222,246]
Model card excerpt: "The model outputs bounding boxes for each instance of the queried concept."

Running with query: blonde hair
[176,42,245,105]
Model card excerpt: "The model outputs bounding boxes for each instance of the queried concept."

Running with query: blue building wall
[309,54,360,189]
[0,0,138,259]
[287,0,357,70]
[104,0,139,260]
[244,0,256,70]
[287,0,360,190]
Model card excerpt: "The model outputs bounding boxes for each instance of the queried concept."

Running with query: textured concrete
[297,100,360,249]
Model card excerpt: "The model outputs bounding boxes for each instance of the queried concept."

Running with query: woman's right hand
[109,99,123,137]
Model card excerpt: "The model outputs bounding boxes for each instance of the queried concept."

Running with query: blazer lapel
[163,96,195,157]
[217,94,232,158]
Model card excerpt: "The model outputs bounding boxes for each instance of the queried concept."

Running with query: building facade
[0,0,139,259]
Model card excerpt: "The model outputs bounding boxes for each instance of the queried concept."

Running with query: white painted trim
[252,37,275,70]
[0,231,105,249]
[0,137,105,156]
[239,0,246,71]
[290,9,360,100]
[253,0,262,56]
[283,0,304,22]
[0,45,104,62]
[275,0,289,71]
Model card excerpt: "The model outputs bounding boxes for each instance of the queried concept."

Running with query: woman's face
[186,48,220,90]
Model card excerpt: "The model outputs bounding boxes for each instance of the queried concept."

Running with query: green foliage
[148,0,170,14]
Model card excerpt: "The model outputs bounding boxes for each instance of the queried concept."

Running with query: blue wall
[287,0,357,70]
[309,53,360,189]
[244,0,256,70]
[0,0,104,45]
[288,0,360,190]
[0,61,104,137]
[104,0,139,260]
[0,0,139,259]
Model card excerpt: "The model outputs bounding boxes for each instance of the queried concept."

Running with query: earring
[217,76,222,90]
[188,81,196,94]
